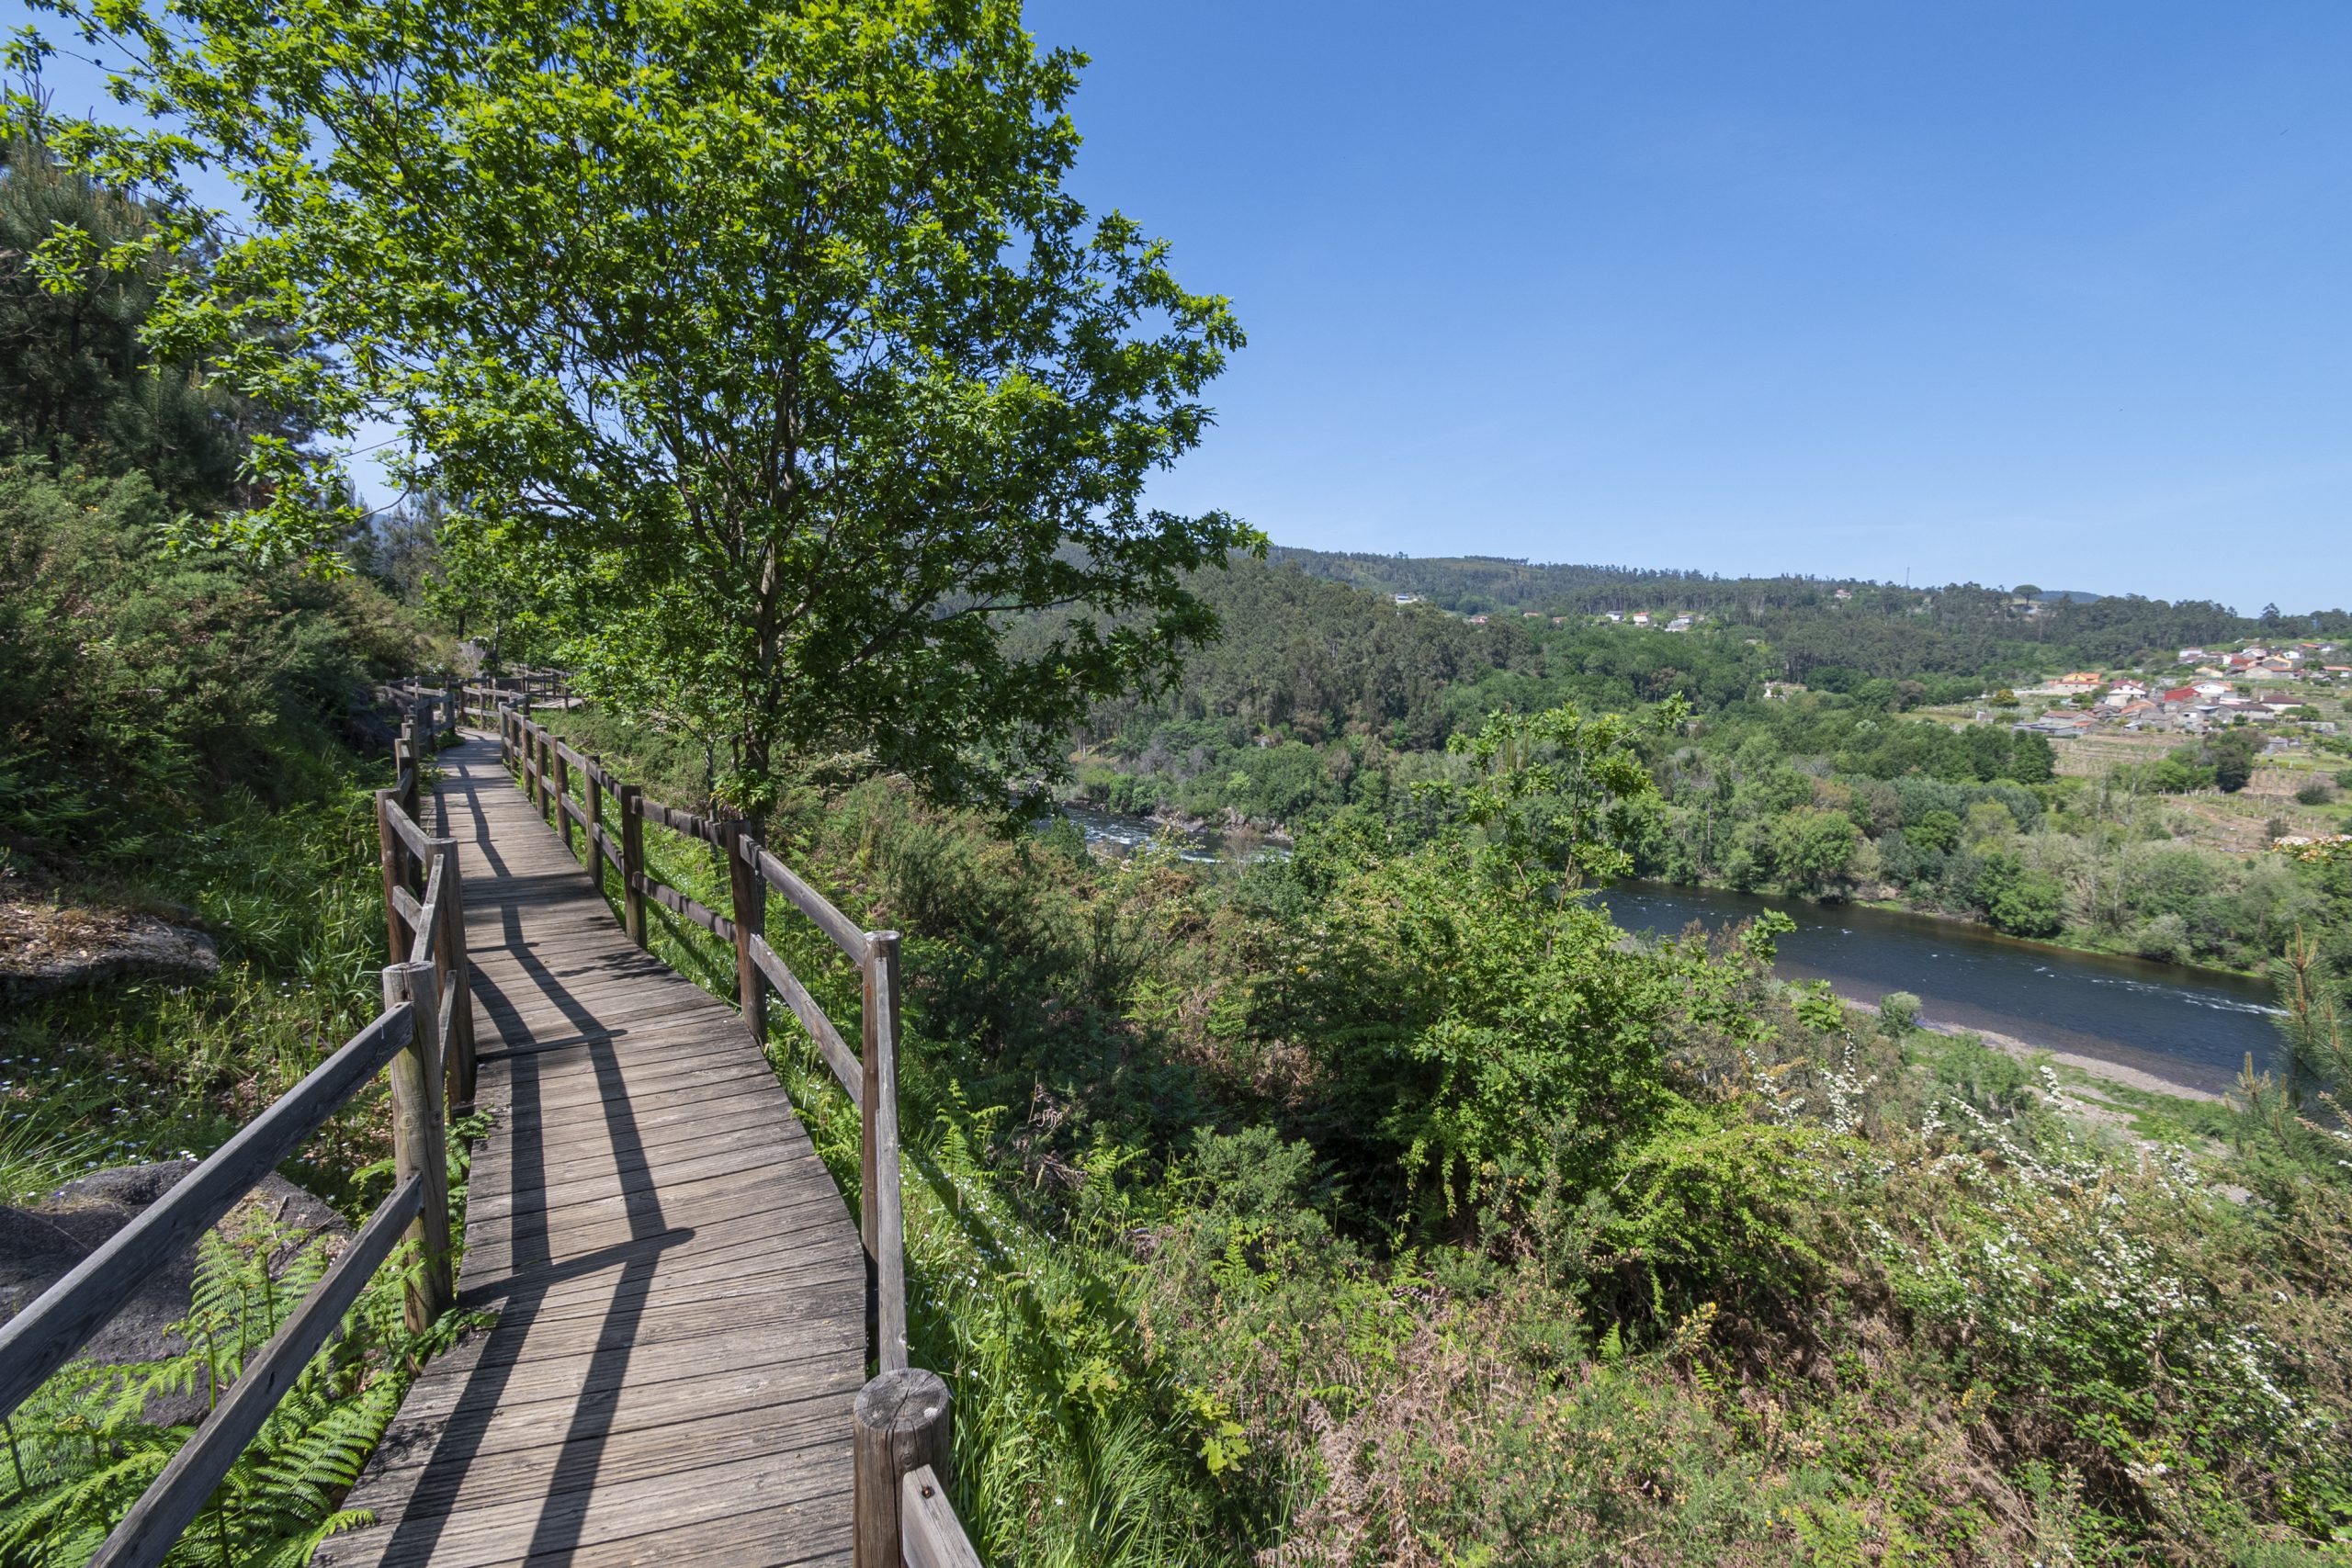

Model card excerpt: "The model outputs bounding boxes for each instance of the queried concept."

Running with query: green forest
[1055,557,2352,975]
[2,3,2351,1565]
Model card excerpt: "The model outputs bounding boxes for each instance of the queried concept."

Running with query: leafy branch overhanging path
[316,732,868,1567]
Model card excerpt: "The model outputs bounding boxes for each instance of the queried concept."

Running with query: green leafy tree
[0,128,306,513]
[1905,809,1963,855]
[1770,807,1860,896]
[19,0,1254,812]
[2210,729,2259,794]
[1428,696,1688,890]
[1978,852,2065,938]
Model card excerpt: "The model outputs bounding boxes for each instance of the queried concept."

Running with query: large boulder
[0,1162,354,1424]
[0,903,220,1004]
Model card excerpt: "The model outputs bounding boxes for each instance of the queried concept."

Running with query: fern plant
[0,1205,458,1567]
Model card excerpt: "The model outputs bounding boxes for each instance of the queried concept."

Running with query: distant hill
[1262,545,1871,617]
[1252,544,2352,663]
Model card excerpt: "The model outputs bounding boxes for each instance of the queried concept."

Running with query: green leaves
[1425,695,1685,889]
[28,0,1254,808]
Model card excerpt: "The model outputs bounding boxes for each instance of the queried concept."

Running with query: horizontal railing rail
[0,712,483,1565]
[499,702,979,1568]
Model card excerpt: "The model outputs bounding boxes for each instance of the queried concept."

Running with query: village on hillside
[1466,592,2347,747]
[1997,641,2346,745]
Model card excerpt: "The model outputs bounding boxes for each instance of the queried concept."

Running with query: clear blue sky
[1025,1,2352,612]
[17,1,2347,611]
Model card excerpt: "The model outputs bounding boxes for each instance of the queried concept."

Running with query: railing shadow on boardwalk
[0,681,985,1568]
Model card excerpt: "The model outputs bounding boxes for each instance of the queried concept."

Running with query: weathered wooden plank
[311,735,868,1568]
[463,1137,831,1225]
[488,1100,820,1184]
[345,1383,857,1517]
[324,1469,855,1568]
[899,1465,983,1568]
[486,1056,781,1120]
[482,1249,866,1330]
[457,1188,861,1280]
[486,1079,794,1144]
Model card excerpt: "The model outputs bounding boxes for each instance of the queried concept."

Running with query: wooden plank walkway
[316,736,867,1568]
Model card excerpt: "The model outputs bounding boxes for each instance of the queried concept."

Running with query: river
[1601,885,2278,1096]
[1059,805,2279,1096]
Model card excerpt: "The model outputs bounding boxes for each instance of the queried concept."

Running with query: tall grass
[2,752,397,1206]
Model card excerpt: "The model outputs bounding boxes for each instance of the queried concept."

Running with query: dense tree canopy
[0,131,302,513]
[20,0,1253,811]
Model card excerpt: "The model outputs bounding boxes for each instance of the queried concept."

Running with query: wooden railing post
[380,961,452,1332]
[397,724,422,823]
[374,791,412,961]
[854,1368,951,1568]
[446,679,462,735]
[862,931,907,1372]
[584,757,605,897]
[433,837,477,1111]
[618,784,648,948]
[553,744,574,856]
[726,821,767,1045]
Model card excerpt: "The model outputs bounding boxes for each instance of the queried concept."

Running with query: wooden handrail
[0,699,491,1556]
[0,1002,419,1419]
[382,799,435,863]
[408,847,447,965]
[750,934,861,1107]
[900,1464,982,1568]
[497,702,971,1565]
[86,1176,425,1568]
[748,839,868,960]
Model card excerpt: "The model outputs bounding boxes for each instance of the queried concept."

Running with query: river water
[1594,885,2279,1095]
[1058,806,2280,1095]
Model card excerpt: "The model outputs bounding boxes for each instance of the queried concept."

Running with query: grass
[0,744,402,1210]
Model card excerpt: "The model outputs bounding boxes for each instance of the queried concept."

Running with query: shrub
[2297,780,2336,807]
[1905,809,1963,855]
[2133,912,2191,964]
[1877,991,1922,1034]
[0,464,427,840]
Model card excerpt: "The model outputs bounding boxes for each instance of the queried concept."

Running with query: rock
[0,1162,355,1425]
[0,904,220,1003]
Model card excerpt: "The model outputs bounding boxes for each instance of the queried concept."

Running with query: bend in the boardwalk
[316,735,865,1568]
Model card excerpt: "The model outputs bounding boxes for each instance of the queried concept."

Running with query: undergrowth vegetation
[0,124,491,1568]
[543,702,2352,1567]
[2,1197,480,1565]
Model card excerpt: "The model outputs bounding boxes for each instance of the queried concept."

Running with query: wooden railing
[0,739,475,1568]
[501,703,982,1568]
[382,666,571,724]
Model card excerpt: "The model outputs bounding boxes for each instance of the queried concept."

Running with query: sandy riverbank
[1944,1021,2224,1103]
[1841,996,2228,1103]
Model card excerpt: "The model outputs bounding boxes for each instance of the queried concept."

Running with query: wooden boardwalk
[316,736,868,1568]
